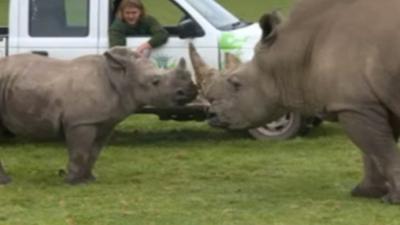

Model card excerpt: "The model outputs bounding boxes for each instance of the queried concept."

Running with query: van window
[110,0,183,25]
[144,1,187,36]
[145,1,184,25]
[110,0,196,37]
[186,0,245,31]
[29,0,89,37]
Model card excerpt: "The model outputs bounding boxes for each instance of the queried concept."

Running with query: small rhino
[0,47,197,184]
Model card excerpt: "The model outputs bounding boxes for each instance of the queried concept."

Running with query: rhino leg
[64,125,102,184]
[0,161,11,184]
[339,109,400,204]
[87,126,113,175]
[0,120,15,139]
[351,155,388,198]
[389,113,400,142]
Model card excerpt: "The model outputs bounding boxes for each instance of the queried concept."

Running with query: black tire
[248,112,308,140]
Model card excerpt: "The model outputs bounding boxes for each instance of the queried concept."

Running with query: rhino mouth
[174,97,191,106]
[174,94,196,106]
[174,87,198,106]
[207,112,230,128]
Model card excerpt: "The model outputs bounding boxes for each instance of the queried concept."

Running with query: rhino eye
[176,89,185,96]
[208,97,215,103]
[228,77,242,91]
[151,76,161,86]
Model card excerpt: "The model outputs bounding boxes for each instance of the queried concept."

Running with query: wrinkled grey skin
[0,47,197,184]
[190,0,400,204]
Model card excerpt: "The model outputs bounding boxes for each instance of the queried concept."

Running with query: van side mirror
[178,19,205,39]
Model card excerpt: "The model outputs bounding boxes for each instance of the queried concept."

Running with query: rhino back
[309,0,400,113]
[262,0,400,114]
[0,54,120,138]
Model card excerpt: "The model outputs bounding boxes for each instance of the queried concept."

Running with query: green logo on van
[219,32,249,51]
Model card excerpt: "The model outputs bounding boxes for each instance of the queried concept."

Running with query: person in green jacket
[109,0,169,57]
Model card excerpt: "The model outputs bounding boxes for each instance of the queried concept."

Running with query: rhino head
[189,12,287,129]
[104,47,198,109]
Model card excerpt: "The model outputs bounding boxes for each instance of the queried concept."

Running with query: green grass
[0,0,7,26]
[219,0,294,20]
[2,0,400,225]
[0,116,400,225]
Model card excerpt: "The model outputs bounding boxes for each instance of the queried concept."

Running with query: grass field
[2,1,400,225]
[2,117,400,225]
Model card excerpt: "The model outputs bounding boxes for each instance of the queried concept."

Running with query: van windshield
[186,0,248,30]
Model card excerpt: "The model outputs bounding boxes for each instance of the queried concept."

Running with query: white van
[0,0,320,139]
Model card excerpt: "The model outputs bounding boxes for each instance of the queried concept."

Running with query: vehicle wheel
[248,112,308,140]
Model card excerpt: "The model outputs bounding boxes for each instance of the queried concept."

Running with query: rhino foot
[1,129,15,139]
[0,175,12,185]
[351,184,388,198]
[65,173,96,185]
[381,193,400,204]
[58,169,67,177]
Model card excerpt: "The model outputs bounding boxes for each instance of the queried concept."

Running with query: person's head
[117,0,146,25]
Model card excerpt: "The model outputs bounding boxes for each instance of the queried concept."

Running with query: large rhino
[190,0,400,203]
[0,47,197,184]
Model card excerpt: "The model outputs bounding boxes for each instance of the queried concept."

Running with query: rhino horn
[189,43,216,89]
[177,57,187,70]
[224,52,241,71]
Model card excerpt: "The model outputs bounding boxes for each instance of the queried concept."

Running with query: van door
[17,0,98,59]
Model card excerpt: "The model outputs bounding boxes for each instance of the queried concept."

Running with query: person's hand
[136,42,152,57]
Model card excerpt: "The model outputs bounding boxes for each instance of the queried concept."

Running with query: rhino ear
[259,11,282,43]
[224,52,241,71]
[103,47,133,93]
[104,47,131,69]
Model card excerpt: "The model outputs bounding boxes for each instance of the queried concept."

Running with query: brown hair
[116,0,146,21]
